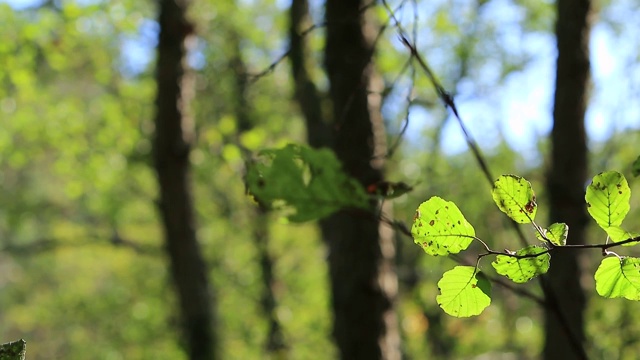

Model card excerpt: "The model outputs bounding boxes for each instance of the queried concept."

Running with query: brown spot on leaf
[429,220,435,226]
[524,198,536,214]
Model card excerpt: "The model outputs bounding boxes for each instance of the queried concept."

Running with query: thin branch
[248,23,322,83]
[248,1,378,83]
[486,273,547,306]
[380,215,546,306]
[384,58,415,158]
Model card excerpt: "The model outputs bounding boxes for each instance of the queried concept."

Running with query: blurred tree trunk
[228,27,288,355]
[153,0,216,359]
[290,0,400,358]
[289,0,331,148]
[306,1,399,359]
[544,0,592,358]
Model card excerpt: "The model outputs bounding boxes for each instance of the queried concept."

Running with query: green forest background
[1,0,640,359]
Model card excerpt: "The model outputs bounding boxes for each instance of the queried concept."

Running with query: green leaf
[604,226,640,246]
[436,266,491,317]
[632,156,640,177]
[245,144,370,222]
[535,222,568,246]
[595,257,640,300]
[411,196,475,256]
[585,171,630,229]
[492,175,537,223]
[0,339,26,360]
[491,245,550,283]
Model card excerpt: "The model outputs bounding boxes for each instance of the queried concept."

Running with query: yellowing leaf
[436,266,491,317]
[491,245,550,283]
[586,171,630,229]
[535,222,568,246]
[595,257,640,300]
[492,175,537,224]
[604,226,640,246]
[411,197,475,256]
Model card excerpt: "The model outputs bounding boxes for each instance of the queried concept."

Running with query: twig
[379,4,586,357]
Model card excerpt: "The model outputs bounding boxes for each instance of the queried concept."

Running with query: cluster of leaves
[244,144,416,222]
[411,171,640,317]
[244,145,640,319]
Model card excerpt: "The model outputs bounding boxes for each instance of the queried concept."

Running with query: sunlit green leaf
[492,175,537,223]
[585,171,630,229]
[436,266,491,317]
[595,257,640,300]
[245,144,370,222]
[491,245,550,283]
[411,197,475,256]
[535,222,568,246]
[0,339,26,360]
[604,226,640,246]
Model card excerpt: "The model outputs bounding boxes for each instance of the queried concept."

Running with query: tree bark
[544,0,592,358]
[323,1,400,359]
[289,0,331,148]
[153,0,216,359]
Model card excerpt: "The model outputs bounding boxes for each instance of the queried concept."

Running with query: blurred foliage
[0,0,639,359]
[245,144,370,222]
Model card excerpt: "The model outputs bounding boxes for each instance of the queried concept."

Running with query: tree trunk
[153,0,216,359]
[228,25,288,354]
[289,0,331,148]
[323,1,400,359]
[544,0,592,358]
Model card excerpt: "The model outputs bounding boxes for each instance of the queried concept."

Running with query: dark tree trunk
[323,1,400,359]
[153,0,216,359]
[289,0,331,148]
[289,1,399,357]
[544,0,592,358]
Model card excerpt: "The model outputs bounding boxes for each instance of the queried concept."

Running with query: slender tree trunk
[153,0,216,359]
[289,0,331,148]
[228,26,288,355]
[323,1,400,359]
[544,0,592,358]
[253,211,288,354]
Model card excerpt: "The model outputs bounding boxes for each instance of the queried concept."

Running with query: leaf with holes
[585,171,630,230]
[411,197,475,256]
[245,144,369,222]
[436,266,491,317]
[595,257,640,300]
[492,175,537,224]
[492,245,550,283]
[535,222,568,246]
[0,339,26,360]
